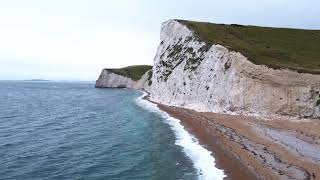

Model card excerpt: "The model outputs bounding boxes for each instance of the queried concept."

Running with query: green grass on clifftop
[107,65,152,81]
[178,20,320,74]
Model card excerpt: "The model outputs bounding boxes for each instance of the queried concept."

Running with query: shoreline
[156,103,258,180]
[138,93,227,179]
[145,95,320,179]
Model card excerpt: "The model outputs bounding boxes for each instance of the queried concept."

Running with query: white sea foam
[135,92,226,180]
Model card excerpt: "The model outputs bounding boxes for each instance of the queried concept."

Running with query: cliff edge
[96,19,320,119]
[95,65,152,89]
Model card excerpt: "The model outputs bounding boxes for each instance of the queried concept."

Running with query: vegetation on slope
[178,20,320,74]
[107,65,152,81]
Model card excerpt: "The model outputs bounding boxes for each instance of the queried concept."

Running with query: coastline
[156,104,258,180]
[137,93,226,179]
[144,95,320,179]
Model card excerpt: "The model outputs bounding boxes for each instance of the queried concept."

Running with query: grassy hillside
[107,65,152,81]
[178,20,320,74]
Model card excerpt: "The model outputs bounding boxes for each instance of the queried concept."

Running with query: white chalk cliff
[96,20,320,119]
[95,68,151,89]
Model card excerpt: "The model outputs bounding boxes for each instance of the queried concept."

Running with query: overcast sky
[0,0,319,80]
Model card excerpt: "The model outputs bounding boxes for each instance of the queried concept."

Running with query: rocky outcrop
[95,69,134,88]
[95,68,152,90]
[96,20,320,119]
[147,20,320,119]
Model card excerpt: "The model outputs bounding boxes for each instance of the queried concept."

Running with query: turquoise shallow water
[0,81,200,180]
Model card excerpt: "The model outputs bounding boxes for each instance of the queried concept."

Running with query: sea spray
[135,92,226,180]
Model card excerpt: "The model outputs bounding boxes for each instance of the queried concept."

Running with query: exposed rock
[95,68,152,90]
[96,19,320,119]
[148,20,320,119]
[95,69,134,88]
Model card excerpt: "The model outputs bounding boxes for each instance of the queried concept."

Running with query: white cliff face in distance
[95,69,135,88]
[96,20,320,119]
[95,68,152,90]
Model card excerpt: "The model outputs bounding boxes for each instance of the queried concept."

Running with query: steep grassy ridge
[178,20,320,74]
[107,65,152,81]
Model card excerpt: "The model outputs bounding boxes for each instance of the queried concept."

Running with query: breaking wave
[135,92,226,180]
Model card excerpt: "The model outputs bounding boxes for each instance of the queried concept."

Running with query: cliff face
[96,20,320,119]
[95,69,134,88]
[147,20,320,119]
[95,68,151,90]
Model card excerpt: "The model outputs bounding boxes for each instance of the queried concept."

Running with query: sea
[0,81,225,180]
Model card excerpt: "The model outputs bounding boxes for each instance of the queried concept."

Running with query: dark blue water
[0,81,198,180]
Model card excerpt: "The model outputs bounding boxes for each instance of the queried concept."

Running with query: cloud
[0,0,319,80]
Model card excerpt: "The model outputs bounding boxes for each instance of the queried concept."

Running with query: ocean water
[0,81,225,180]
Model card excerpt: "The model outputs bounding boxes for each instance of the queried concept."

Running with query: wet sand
[150,100,320,179]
